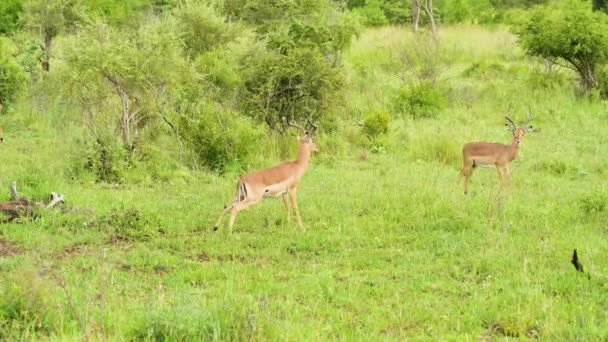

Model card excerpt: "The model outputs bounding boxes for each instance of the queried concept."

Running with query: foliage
[175,104,264,173]
[21,0,82,71]
[593,0,608,13]
[349,0,409,25]
[362,110,391,139]
[239,47,344,130]
[513,3,608,92]
[393,82,446,119]
[62,19,190,151]
[0,0,23,35]
[352,0,389,27]
[231,0,357,131]
[174,2,240,59]
[0,37,27,108]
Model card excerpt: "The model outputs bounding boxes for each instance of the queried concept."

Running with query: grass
[2,25,608,340]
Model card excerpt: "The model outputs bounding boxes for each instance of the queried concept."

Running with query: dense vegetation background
[1,0,608,339]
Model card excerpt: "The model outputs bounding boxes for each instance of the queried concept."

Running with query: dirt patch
[54,244,87,260]
[197,252,211,263]
[194,252,269,264]
[0,239,24,257]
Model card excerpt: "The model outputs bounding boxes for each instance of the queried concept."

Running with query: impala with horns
[214,118,319,231]
[458,104,534,196]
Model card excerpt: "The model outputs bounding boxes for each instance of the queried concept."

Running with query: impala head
[287,117,319,153]
[504,105,534,147]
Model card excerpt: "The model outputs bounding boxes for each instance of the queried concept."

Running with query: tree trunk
[581,62,598,92]
[118,88,131,149]
[423,0,438,42]
[42,31,53,72]
[412,0,421,33]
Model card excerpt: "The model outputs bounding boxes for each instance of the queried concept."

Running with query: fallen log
[0,182,65,222]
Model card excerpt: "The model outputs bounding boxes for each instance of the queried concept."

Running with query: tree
[62,19,190,152]
[514,4,608,92]
[235,0,358,130]
[21,0,81,71]
[412,0,421,32]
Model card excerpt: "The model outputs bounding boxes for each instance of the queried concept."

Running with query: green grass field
[1,26,608,340]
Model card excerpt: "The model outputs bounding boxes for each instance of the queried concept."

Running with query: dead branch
[0,182,65,222]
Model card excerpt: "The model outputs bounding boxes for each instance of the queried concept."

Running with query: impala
[458,105,534,196]
[213,119,319,231]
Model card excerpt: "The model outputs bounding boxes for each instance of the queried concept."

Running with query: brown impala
[458,105,534,196]
[214,118,319,231]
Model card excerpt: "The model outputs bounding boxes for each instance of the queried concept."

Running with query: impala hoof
[213,226,218,232]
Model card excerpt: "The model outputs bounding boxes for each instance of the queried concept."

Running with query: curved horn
[522,106,535,127]
[504,103,516,129]
[286,118,307,135]
[306,116,318,135]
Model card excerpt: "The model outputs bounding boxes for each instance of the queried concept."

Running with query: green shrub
[0,37,27,108]
[177,106,264,173]
[362,110,391,139]
[393,82,446,119]
[352,1,388,27]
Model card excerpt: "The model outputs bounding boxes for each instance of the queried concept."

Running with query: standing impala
[458,105,534,196]
[214,119,319,231]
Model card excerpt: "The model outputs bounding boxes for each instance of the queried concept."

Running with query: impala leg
[282,193,291,223]
[496,166,505,194]
[288,188,303,229]
[505,165,513,197]
[228,198,259,231]
[214,199,237,231]
[459,162,474,196]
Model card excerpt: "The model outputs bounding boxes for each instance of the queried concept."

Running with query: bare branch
[10,182,18,201]
[46,192,65,209]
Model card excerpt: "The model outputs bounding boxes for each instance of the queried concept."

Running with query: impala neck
[295,142,312,167]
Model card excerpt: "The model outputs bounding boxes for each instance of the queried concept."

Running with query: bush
[362,110,391,139]
[177,106,264,173]
[352,1,388,27]
[0,37,27,108]
[393,82,446,119]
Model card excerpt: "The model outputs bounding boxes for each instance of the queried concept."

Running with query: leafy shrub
[239,47,345,130]
[177,106,264,173]
[393,82,446,119]
[362,110,391,139]
[66,131,132,183]
[352,1,388,27]
[0,37,27,108]
[174,2,240,59]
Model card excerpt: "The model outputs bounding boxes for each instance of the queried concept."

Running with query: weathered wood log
[0,182,65,222]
